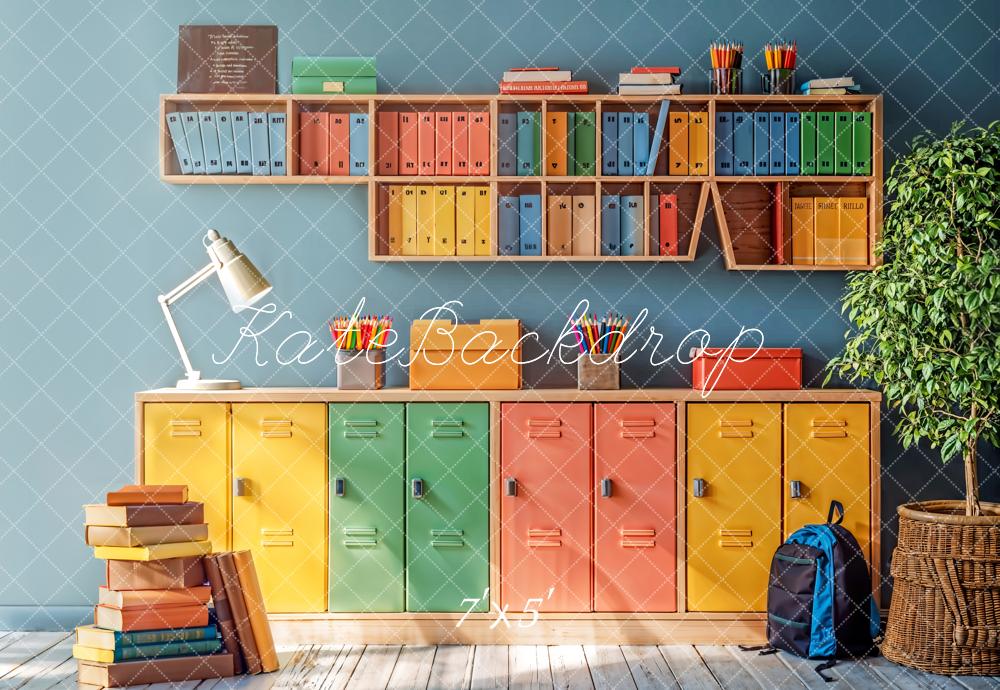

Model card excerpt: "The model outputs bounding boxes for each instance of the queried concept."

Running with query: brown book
[85,523,208,547]
[107,484,188,506]
[177,25,277,94]
[234,550,279,672]
[95,603,208,632]
[106,556,206,591]
[203,554,245,674]
[77,653,234,686]
[98,585,211,609]
[218,552,262,673]
[85,502,203,527]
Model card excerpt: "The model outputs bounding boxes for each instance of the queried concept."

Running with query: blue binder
[165,112,193,174]
[645,100,671,176]
[714,111,734,175]
[199,113,222,174]
[249,112,271,176]
[753,113,769,175]
[732,112,753,175]
[516,111,535,177]
[600,195,621,255]
[601,112,618,175]
[769,112,785,175]
[497,113,517,175]
[784,112,801,175]
[232,113,252,174]
[632,112,650,174]
[268,112,287,175]
[518,195,542,256]
[617,112,634,175]
[349,113,369,176]
[620,195,644,256]
[215,112,237,174]
[498,196,520,255]
[181,112,205,173]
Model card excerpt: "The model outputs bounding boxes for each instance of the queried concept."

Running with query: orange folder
[571,195,596,256]
[399,112,419,175]
[329,113,350,175]
[376,111,398,175]
[298,111,329,175]
[469,112,490,175]
[658,194,679,255]
[546,195,572,255]
[688,111,709,175]
[435,113,452,175]
[668,112,689,175]
[452,112,469,175]
[545,111,568,175]
[417,112,435,176]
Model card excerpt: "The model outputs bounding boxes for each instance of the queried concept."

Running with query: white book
[617,84,682,95]
[800,76,855,89]
[618,72,673,85]
[501,70,572,82]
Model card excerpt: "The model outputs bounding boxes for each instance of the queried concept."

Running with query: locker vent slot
[431,430,465,439]
[261,527,294,547]
[719,419,753,438]
[345,419,378,427]
[261,419,293,438]
[430,528,465,548]
[527,417,562,439]
[620,418,655,439]
[345,430,379,439]
[344,526,378,547]
[528,528,562,548]
[169,419,201,437]
[719,528,753,548]
[621,528,655,548]
[811,418,848,438]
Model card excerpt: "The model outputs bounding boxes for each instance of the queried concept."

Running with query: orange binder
[474,186,491,255]
[329,113,350,175]
[658,194,679,255]
[417,112,435,176]
[435,112,452,175]
[376,111,398,175]
[386,185,403,256]
[298,111,329,175]
[838,197,868,264]
[688,111,709,175]
[545,111,568,175]
[399,112,419,175]
[401,186,418,256]
[791,197,815,265]
[469,112,490,175]
[571,195,596,256]
[546,195,572,255]
[455,187,475,256]
[452,112,469,175]
[416,185,434,254]
[814,197,840,265]
[668,112,689,175]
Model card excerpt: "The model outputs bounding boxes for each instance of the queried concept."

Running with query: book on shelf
[376,111,399,175]
[165,113,194,174]
[93,540,213,562]
[617,112,634,175]
[658,194,679,256]
[435,113,452,175]
[94,603,210,632]
[601,112,618,175]
[688,112,709,175]
[456,187,475,256]
[791,196,815,264]
[645,100,670,176]
[106,556,206,591]
[107,485,188,507]
[329,114,350,174]
[399,112,418,174]
[85,502,204,528]
[620,195,644,256]
[617,84,682,95]
[473,187,491,255]
[546,196,572,256]
[217,112,237,173]
[77,653,235,687]
[86,523,209,547]
[497,113,517,175]
[571,195,596,256]
[600,195,621,256]
[501,69,572,82]
[181,112,205,173]
[452,112,468,175]
[498,196,519,256]
[73,637,222,664]
[631,66,681,75]
[233,112,252,174]
[800,76,855,90]
[432,186,456,255]
[499,80,588,94]
[574,112,597,175]
[633,112,650,174]
[249,112,271,176]
[98,585,211,609]
[349,113,369,176]
[803,85,861,95]
[618,72,674,85]
[76,623,218,650]
[668,111,689,175]
[267,112,286,174]
[518,195,542,256]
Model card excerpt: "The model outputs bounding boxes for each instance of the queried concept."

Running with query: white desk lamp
[158,229,272,390]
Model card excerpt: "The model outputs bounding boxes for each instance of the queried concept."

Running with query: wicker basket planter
[882,500,1000,675]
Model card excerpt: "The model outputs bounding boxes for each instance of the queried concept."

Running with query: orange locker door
[593,403,677,612]
[686,403,781,612]
[784,403,872,560]
[500,402,591,613]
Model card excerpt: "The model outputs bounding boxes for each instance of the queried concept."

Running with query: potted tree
[827,122,999,675]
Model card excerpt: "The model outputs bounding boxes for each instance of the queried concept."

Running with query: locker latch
[505,477,517,497]
[789,480,803,499]
[412,478,425,499]
[233,476,249,497]
[601,478,613,498]
[692,478,707,498]
[334,477,346,497]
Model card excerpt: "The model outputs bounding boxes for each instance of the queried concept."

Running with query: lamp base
[175,378,242,390]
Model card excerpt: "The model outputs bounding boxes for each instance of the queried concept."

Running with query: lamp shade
[205,229,272,312]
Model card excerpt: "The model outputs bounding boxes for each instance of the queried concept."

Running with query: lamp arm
[157,262,219,381]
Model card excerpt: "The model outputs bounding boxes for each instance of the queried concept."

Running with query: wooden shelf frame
[159,93,883,270]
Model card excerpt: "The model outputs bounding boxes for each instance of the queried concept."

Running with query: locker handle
[345,419,378,427]
[526,418,561,427]
[527,430,562,439]
[789,480,803,499]
[344,539,377,547]
[505,477,517,497]
[720,429,753,438]
[811,429,848,438]
[334,478,346,497]
[233,477,249,497]
[601,478,613,498]
[345,430,378,439]
[620,418,655,428]
[431,430,465,438]
[431,419,463,427]
[692,478,707,498]
[412,478,425,499]
[621,430,654,439]
[169,429,201,437]
[430,539,465,548]
[169,419,201,427]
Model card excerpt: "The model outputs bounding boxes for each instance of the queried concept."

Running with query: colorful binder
[790,196,814,264]
[645,100,671,176]
[498,196,520,255]
[329,114,350,175]
[753,112,769,175]
[839,197,868,264]
[546,111,568,175]
[732,112,752,175]
[617,112,634,175]
[714,111,734,175]
[519,194,542,255]
[200,112,223,174]
[268,112,287,175]
[399,112,419,175]
[248,112,270,176]
[620,195,644,256]
[516,111,537,177]
[667,111,689,175]
[688,112,709,175]
[768,112,785,175]
[376,111,399,175]
[497,113,517,175]
[801,112,817,175]
[435,113,452,175]
[418,112,435,176]
[813,197,840,264]
[816,112,835,175]
[601,111,618,175]
[349,113,368,176]
[834,112,853,174]
[216,112,237,174]
[452,112,469,175]
[473,187,491,255]
[416,185,434,254]
[566,112,577,174]
[401,186,418,256]
[469,112,490,175]
[600,195,621,255]
[649,194,659,253]
[232,112,251,174]
[785,112,801,175]
[571,195,596,255]
[181,113,205,174]
[658,194,679,256]
[298,111,329,175]
[432,185,455,255]
[165,113,193,174]
[455,187,475,256]
[633,112,650,174]
[546,195,572,255]
[386,186,403,255]
[574,112,597,175]
[853,112,872,175]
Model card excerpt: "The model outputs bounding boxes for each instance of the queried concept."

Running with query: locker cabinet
[405,402,489,612]
[143,403,229,551]
[501,402,592,613]
[232,403,328,613]
[329,403,405,613]
[593,403,677,612]
[784,403,871,560]
[686,403,781,612]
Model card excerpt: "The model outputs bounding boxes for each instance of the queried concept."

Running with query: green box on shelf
[292,76,377,94]
[291,56,377,94]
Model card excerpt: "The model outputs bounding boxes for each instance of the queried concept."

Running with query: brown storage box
[409,319,522,390]
[106,556,206,590]
[691,347,802,390]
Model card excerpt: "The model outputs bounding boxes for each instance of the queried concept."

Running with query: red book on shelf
[329,113,350,175]
[451,112,469,175]
[773,182,786,264]
[417,112,435,176]
[376,111,399,175]
[298,111,329,175]
[498,81,589,94]
[658,194,679,256]
[631,66,682,75]
[435,112,452,175]
[399,112,418,175]
[469,111,490,176]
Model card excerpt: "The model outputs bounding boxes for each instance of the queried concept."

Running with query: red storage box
[690,347,802,391]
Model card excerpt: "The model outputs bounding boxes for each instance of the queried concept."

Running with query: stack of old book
[617,66,682,95]
[76,485,278,688]
[499,67,589,94]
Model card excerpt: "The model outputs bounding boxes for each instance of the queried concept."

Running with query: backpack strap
[814,659,837,682]
[827,500,845,525]
[737,644,777,655]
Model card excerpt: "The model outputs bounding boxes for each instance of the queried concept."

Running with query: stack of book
[499,67,589,94]
[800,76,860,95]
[165,110,286,176]
[617,67,682,95]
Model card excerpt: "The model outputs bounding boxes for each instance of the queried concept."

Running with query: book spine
[838,197,868,263]
[417,112,435,176]
[267,112,287,176]
[545,111,568,175]
[199,113,223,174]
[816,112,835,175]
[545,195,572,255]
[329,113,350,175]
[616,112,634,175]
[469,112,489,175]
[232,113,252,174]
[432,185,455,255]
[516,111,534,177]
[416,185,434,254]
[619,195,644,256]
[714,111,734,176]
[499,80,588,94]
[768,112,785,175]
[518,194,542,256]
[531,112,541,175]
[398,112,418,175]
[688,111,709,175]
[834,112,853,175]
[349,113,368,176]
[181,112,206,174]
[571,195,596,255]
[165,112,194,174]
[118,624,217,647]
[117,638,222,662]
[435,112,452,175]
[387,185,403,256]
[455,187,475,256]
[473,187,491,255]
[203,555,244,674]
[376,111,399,175]
[501,70,572,82]
[853,112,872,175]
[218,552,261,674]
[800,112,817,175]
[785,112,801,175]
[298,111,328,175]
[401,186,418,255]
[497,113,517,176]
[632,112,650,174]
[574,112,596,176]
[791,196,815,265]
[601,112,618,175]
[452,111,469,175]
[498,195,520,255]
[600,195,621,255]
[658,194,678,255]
[667,112,688,175]
[753,112,769,175]
[631,66,681,75]
[216,113,237,174]
[773,182,786,264]
[645,100,670,176]
[732,112,752,175]
[618,72,674,85]
[249,112,271,176]
[566,112,576,174]
[649,193,659,253]
[813,197,840,263]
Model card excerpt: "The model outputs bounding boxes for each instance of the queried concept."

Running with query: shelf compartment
[649,181,708,259]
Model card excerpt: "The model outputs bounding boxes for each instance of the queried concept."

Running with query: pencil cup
[710,68,743,95]
[336,349,385,390]
[762,68,796,94]
[577,353,620,390]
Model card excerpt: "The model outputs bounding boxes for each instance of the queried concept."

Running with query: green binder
[801,112,817,175]
[575,112,597,175]
[567,111,577,173]
[816,112,835,175]
[853,112,873,175]
[531,112,542,176]
[834,112,853,175]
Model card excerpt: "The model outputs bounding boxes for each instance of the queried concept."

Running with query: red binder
[417,112,435,176]
[376,111,399,175]
[658,194,679,256]
[435,112,452,175]
[329,113,350,176]
[452,112,469,176]
[298,111,329,175]
[469,111,490,176]
[399,112,418,175]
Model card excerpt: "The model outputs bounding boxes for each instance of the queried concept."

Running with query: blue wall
[0,0,997,627]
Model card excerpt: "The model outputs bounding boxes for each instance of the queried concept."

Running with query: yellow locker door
[686,403,781,612]
[784,403,871,560]
[232,403,328,613]
[144,403,229,551]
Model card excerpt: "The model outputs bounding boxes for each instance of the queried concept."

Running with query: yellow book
[455,187,476,256]
[838,197,868,264]
[790,197,815,265]
[432,185,455,256]
[571,195,596,256]
[73,645,114,663]
[473,187,491,255]
[386,186,403,256]
[813,198,840,265]
[92,540,212,562]
[545,111,568,175]
[401,186,418,256]
[416,185,434,255]
[668,111,689,175]
[688,111,709,176]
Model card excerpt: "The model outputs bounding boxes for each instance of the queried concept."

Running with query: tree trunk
[964,437,981,517]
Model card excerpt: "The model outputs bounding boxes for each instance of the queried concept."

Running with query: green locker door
[406,402,490,612]
[329,403,405,612]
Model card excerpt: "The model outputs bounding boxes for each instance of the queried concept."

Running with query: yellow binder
[688,112,709,176]
[814,198,840,265]
[416,185,434,255]
[401,186,418,256]
[386,186,403,256]
[838,197,868,264]
[545,111,568,175]
[455,187,475,256]
[668,112,689,175]
[790,197,815,265]
[474,186,491,255]
[432,185,455,256]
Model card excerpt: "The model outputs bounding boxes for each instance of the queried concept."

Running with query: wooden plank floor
[1,632,997,689]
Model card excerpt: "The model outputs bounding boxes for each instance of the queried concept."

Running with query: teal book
[769,112,785,175]
[714,111,734,175]
[110,638,221,662]
[619,195,644,256]
[600,195,621,255]
[732,112,752,175]
[800,112,817,175]
[633,112,650,174]
[216,112,237,174]
[181,113,205,174]
[574,112,597,175]
[249,112,271,176]
[497,113,517,175]
[291,76,377,94]
[753,112,769,174]
[834,112,853,174]
[498,196,520,255]
[199,113,222,174]
[566,112,577,174]
[267,112,287,176]
[853,112,872,175]
[816,112,835,175]
[617,112,634,175]
[349,113,369,176]
[165,112,193,174]
[291,56,377,78]
[784,112,800,175]
[516,111,535,177]
[519,194,542,256]
[94,625,218,648]
[645,100,670,176]
[601,112,618,175]
[232,112,252,174]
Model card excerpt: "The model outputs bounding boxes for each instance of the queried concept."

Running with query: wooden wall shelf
[160,93,883,270]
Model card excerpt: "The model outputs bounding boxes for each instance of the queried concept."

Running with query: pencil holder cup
[336,349,385,390]
[577,353,620,390]
[762,68,796,94]
[710,67,743,95]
